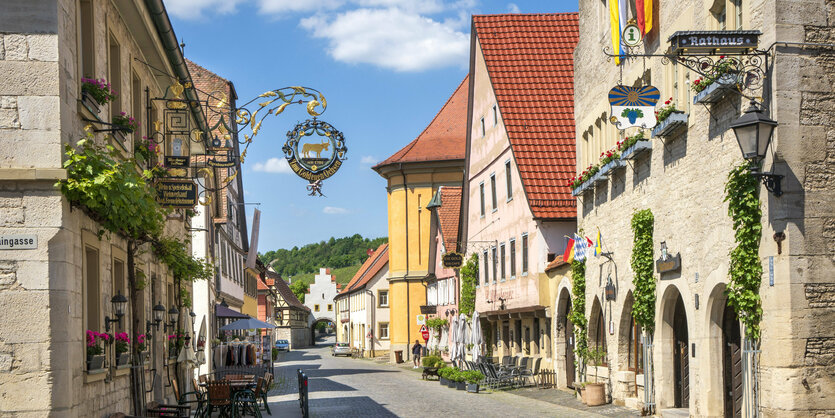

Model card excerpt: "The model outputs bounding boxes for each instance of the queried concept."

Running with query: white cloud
[165,0,245,19]
[323,206,349,214]
[300,8,469,72]
[360,155,378,165]
[252,157,292,174]
[256,0,344,15]
[507,3,521,13]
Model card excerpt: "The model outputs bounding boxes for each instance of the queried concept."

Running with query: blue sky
[167,0,578,251]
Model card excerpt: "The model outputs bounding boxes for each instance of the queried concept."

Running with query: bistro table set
[148,373,273,418]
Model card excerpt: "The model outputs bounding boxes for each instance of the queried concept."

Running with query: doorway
[723,304,742,418]
[563,299,575,388]
[672,295,689,408]
[502,323,509,355]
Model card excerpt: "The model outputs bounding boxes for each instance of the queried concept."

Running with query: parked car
[275,340,290,351]
[332,342,351,356]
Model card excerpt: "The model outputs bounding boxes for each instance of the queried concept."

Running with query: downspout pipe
[143,0,210,140]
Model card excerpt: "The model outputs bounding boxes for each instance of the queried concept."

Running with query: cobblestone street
[265,336,631,417]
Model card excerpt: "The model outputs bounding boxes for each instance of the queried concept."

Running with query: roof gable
[472,13,579,219]
[374,77,469,170]
[434,186,462,252]
[340,244,388,295]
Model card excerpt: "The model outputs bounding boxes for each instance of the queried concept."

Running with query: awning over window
[215,304,248,318]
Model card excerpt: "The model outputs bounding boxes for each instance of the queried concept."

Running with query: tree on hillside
[290,280,308,304]
[259,234,387,279]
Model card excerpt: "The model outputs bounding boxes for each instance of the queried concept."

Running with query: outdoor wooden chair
[205,381,234,418]
[146,401,189,418]
[260,372,273,415]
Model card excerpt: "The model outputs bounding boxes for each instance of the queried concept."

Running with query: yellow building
[241,269,259,318]
[373,77,469,362]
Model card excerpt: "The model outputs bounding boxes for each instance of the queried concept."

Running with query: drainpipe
[399,166,411,361]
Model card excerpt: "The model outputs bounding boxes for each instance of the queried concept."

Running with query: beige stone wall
[573,0,834,416]
[0,0,198,415]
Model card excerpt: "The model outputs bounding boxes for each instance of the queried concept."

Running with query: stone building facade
[0,0,208,414]
[571,0,835,416]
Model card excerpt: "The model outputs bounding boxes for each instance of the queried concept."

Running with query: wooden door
[673,296,689,408]
[723,305,743,418]
[564,300,575,388]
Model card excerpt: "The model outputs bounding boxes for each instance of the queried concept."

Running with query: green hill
[288,264,363,288]
[259,233,386,281]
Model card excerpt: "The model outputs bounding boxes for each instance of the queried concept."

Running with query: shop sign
[207,157,236,168]
[0,234,37,250]
[668,30,760,55]
[156,179,197,208]
[164,156,189,168]
[656,241,682,274]
[604,278,616,301]
[416,314,426,326]
[282,119,347,183]
[608,85,660,129]
[420,305,437,315]
[442,252,464,268]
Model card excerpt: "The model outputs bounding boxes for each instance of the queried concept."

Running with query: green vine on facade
[630,209,656,333]
[153,236,214,283]
[568,260,588,363]
[459,254,478,317]
[724,163,764,340]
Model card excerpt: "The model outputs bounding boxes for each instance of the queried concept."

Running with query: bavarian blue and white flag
[573,233,588,262]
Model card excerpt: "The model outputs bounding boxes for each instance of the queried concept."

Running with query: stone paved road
[266,336,611,418]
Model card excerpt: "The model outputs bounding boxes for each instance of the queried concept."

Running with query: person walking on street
[412,339,423,368]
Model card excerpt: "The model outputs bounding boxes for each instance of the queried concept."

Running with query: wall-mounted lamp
[146,301,166,333]
[730,100,782,196]
[104,292,128,332]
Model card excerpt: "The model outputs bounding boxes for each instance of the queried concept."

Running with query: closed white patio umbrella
[470,311,482,361]
[449,315,459,361]
[457,313,468,361]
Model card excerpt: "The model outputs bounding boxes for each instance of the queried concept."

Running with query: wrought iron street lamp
[104,292,128,332]
[164,306,180,332]
[147,302,166,333]
[730,100,782,196]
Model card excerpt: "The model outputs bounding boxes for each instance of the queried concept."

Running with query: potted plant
[598,149,623,177]
[112,112,139,143]
[464,370,484,393]
[114,332,131,366]
[652,97,688,138]
[454,369,467,391]
[136,334,149,363]
[692,57,738,104]
[583,347,607,406]
[438,366,451,386]
[80,77,116,113]
[447,368,459,388]
[134,136,158,165]
[168,333,184,359]
[617,131,652,160]
[86,330,107,371]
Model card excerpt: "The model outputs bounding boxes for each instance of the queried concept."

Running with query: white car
[332,342,352,356]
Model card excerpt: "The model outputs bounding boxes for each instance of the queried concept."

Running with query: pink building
[425,186,462,359]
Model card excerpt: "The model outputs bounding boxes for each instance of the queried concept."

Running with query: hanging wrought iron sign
[442,252,464,269]
[608,85,660,129]
[155,179,198,208]
[656,241,682,275]
[668,30,760,55]
[282,119,347,194]
[621,23,642,48]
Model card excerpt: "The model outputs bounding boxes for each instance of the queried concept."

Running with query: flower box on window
[592,170,607,185]
[621,140,652,160]
[599,160,625,177]
[86,354,105,371]
[116,352,131,367]
[80,91,102,115]
[651,112,688,138]
[693,74,737,104]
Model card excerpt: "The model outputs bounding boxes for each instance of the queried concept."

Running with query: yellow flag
[609,0,621,65]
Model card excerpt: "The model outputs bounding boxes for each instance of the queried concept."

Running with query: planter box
[447,379,456,388]
[456,381,466,391]
[592,170,607,185]
[693,74,737,104]
[112,129,129,146]
[140,351,149,364]
[116,353,131,366]
[652,112,688,138]
[620,140,652,160]
[87,354,105,371]
[440,377,449,386]
[466,383,480,393]
[80,91,102,115]
[599,160,625,177]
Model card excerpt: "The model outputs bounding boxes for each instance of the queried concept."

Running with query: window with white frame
[379,323,389,339]
[479,182,485,217]
[379,290,389,307]
[510,238,517,278]
[522,233,529,274]
[483,250,489,285]
[490,174,497,211]
[500,243,506,280]
[505,160,513,201]
[492,246,498,284]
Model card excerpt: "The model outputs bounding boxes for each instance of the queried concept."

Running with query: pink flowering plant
[114,332,130,354]
[112,112,140,133]
[134,136,157,163]
[168,332,185,354]
[86,330,108,356]
[81,78,116,105]
[136,334,148,352]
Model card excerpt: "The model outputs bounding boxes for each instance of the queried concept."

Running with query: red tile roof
[267,270,309,312]
[339,244,389,295]
[473,14,579,219]
[374,77,468,170]
[437,187,462,252]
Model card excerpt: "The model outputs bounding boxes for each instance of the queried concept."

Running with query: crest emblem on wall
[608,85,660,129]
